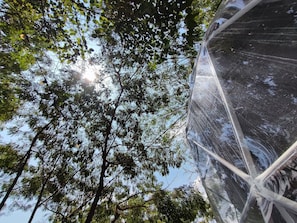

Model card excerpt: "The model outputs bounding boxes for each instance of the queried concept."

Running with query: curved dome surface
[186,0,297,222]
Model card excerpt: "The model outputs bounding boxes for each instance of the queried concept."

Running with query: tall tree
[0,51,190,222]
[0,0,221,221]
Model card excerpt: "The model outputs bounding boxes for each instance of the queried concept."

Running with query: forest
[0,0,220,222]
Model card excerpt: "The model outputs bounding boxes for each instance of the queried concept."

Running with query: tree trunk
[27,177,47,223]
[85,83,123,223]
[0,151,31,210]
[27,158,58,223]
[0,121,52,211]
[84,160,107,223]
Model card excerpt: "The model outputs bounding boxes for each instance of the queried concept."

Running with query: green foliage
[97,185,213,223]
[115,153,137,177]
[92,0,221,63]
[0,56,191,222]
[0,145,21,174]
[190,0,222,36]
[0,0,96,64]
[96,0,184,61]
[21,176,42,198]
[0,80,20,122]
[0,0,98,121]
[0,0,220,221]
[153,186,213,223]
[0,0,221,121]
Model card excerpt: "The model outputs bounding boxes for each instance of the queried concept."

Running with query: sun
[72,59,102,82]
[82,66,97,82]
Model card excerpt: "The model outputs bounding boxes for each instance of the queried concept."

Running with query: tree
[92,0,188,62]
[0,0,221,122]
[92,184,213,223]
[0,81,19,122]
[153,185,213,223]
[0,0,98,122]
[90,0,222,64]
[0,120,54,211]
[0,0,98,63]
[0,51,190,222]
[0,0,221,221]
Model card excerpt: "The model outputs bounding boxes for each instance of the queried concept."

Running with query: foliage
[92,0,189,62]
[0,80,19,122]
[0,0,98,63]
[153,185,213,223]
[0,0,221,221]
[0,54,192,222]
[0,145,22,174]
[92,0,221,63]
[190,0,222,35]
[82,185,212,223]
[0,0,99,122]
[0,0,221,122]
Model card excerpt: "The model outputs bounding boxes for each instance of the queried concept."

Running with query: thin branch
[145,113,186,150]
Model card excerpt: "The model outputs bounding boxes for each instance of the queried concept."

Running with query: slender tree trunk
[85,80,123,223]
[85,122,112,223]
[0,151,31,210]
[28,177,47,223]
[84,159,107,223]
[27,158,58,223]
[0,121,52,211]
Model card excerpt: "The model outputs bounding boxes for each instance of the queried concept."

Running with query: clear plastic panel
[264,157,297,203]
[256,197,297,223]
[187,0,297,222]
[208,0,297,165]
[241,198,264,223]
[206,0,258,39]
[187,50,249,174]
[197,151,249,223]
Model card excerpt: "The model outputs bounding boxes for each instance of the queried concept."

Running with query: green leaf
[0,145,21,173]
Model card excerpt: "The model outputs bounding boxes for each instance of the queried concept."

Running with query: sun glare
[72,59,102,82]
[82,66,97,82]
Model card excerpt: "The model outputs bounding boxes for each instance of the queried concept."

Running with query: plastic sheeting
[186,0,297,222]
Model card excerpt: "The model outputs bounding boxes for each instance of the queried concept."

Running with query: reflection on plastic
[186,0,297,222]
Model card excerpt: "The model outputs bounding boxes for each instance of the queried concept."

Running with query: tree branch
[0,120,54,211]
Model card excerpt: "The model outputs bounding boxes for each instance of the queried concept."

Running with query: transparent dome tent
[186,0,297,222]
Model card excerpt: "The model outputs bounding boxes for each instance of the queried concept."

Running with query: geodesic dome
[186,0,297,222]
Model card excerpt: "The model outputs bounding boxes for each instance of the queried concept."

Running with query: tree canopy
[0,0,220,222]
